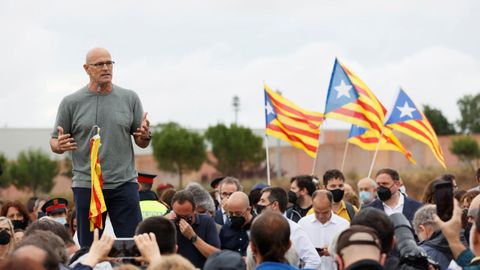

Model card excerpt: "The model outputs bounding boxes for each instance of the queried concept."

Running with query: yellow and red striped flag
[348,125,416,164]
[324,59,386,135]
[385,89,446,168]
[89,132,107,231]
[264,84,324,158]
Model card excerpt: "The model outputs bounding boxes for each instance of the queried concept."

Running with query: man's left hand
[133,112,150,140]
[178,218,195,240]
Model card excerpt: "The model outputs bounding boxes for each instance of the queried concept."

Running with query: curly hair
[1,201,31,224]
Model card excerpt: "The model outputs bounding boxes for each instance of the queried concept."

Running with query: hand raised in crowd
[433,199,466,259]
[56,126,77,153]
[133,112,150,140]
[83,229,114,267]
[134,232,161,264]
[178,218,196,240]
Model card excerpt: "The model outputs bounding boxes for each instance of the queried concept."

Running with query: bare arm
[192,236,220,258]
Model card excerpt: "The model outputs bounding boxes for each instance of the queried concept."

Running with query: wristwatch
[190,235,198,243]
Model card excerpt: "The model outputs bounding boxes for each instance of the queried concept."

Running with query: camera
[389,213,438,270]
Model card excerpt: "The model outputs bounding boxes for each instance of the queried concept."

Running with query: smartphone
[434,181,453,222]
[107,238,140,258]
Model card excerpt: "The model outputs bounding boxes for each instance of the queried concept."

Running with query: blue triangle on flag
[385,89,423,125]
[324,59,359,114]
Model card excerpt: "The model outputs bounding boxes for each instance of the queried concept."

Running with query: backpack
[345,202,356,222]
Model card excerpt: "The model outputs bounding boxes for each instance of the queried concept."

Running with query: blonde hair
[147,254,196,270]
[0,217,17,255]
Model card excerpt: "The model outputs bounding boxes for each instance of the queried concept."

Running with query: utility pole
[232,95,240,125]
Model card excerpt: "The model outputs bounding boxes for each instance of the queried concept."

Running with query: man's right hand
[54,126,77,153]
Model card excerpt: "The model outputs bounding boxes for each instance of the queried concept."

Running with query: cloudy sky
[1,1,479,130]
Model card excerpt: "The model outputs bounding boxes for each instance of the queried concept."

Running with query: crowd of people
[0,47,474,269]
[0,168,479,270]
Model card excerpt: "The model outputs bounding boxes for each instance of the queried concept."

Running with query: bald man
[219,191,254,256]
[50,47,151,247]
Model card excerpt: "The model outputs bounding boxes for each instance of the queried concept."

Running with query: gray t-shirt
[52,84,143,189]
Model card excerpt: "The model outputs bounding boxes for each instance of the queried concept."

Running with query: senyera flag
[324,58,386,135]
[264,84,324,158]
[385,89,446,168]
[348,124,416,164]
[89,131,107,231]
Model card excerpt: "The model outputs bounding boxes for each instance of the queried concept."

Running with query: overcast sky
[1,1,479,130]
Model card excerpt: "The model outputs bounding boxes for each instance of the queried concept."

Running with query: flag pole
[367,128,385,178]
[340,140,349,172]
[264,134,271,186]
[311,121,324,176]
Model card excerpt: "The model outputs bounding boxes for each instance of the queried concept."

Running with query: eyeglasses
[221,192,234,199]
[89,61,115,68]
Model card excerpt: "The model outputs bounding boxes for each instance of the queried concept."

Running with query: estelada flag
[89,132,107,231]
[264,84,324,158]
[348,125,416,164]
[324,58,386,135]
[384,89,446,168]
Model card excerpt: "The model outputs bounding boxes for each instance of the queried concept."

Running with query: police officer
[138,172,168,219]
[41,198,69,226]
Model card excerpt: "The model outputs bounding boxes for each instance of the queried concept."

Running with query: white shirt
[298,212,349,270]
[287,217,322,269]
[383,192,405,216]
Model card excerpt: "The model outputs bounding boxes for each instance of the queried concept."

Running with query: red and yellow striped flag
[89,133,107,231]
[348,125,416,164]
[264,84,324,158]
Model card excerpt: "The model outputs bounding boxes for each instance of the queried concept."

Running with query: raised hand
[133,112,150,140]
[56,126,77,153]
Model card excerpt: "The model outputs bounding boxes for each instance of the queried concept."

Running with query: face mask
[377,186,392,202]
[399,185,406,194]
[256,204,266,215]
[11,220,27,230]
[53,217,67,225]
[330,189,344,203]
[359,191,372,204]
[0,230,11,245]
[287,190,297,205]
[230,216,246,230]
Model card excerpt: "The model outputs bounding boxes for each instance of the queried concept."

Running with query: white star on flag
[396,102,416,118]
[334,80,352,99]
[265,102,275,116]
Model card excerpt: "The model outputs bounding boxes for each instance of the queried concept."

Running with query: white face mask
[399,185,407,195]
[53,217,67,225]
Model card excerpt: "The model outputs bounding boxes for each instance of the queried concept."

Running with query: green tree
[423,105,456,135]
[205,124,265,176]
[0,153,13,187]
[449,136,480,170]
[151,122,206,188]
[9,149,59,195]
[457,93,480,134]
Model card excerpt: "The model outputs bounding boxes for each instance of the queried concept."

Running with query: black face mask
[230,216,246,230]
[287,191,297,205]
[0,230,11,245]
[330,189,344,203]
[377,186,392,202]
[256,204,266,215]
[11,220,27,230]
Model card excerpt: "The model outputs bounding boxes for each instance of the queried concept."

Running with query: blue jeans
[73,182,142,247]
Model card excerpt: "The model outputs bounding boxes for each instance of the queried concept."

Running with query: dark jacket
[139,190,158,201]
[364,195,422,223]
[214,208,225,225]
[420,230,454,270]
